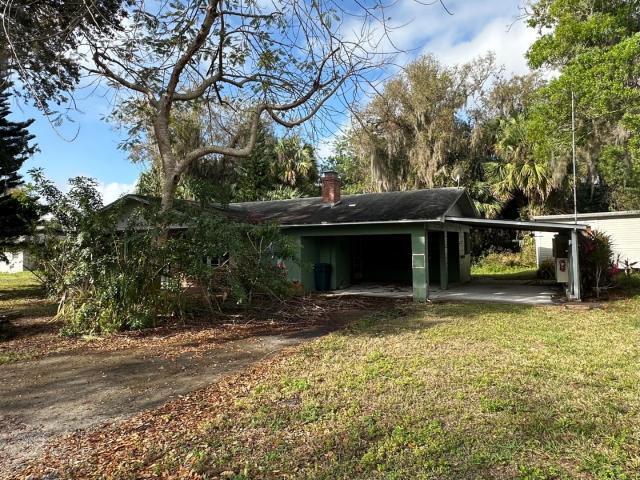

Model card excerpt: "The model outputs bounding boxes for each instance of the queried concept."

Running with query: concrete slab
[323,283,413,299]
[323,281,561,305]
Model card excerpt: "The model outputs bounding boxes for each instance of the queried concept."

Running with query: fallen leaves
[1,296,386,364]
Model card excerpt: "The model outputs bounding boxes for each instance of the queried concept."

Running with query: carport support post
[439,230,448,290]
[569,228,581,301]
[411,228,429,301]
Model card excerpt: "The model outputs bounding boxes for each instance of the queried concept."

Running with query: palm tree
[273,136,317,189]
[486,115,551,211]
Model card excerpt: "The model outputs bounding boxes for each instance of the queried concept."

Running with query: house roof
[111,188,478,227]
[228,188,477,226]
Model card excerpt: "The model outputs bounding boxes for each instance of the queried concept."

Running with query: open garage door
[350,234,412,286]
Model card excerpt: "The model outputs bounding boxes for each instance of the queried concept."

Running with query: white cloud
[319,1,538,159]
[97,181,136,204]
[424,16,537,76]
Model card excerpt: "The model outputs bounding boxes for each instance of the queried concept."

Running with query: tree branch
[165,0,221,100]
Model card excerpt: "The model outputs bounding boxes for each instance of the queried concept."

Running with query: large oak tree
[81,0,428,215]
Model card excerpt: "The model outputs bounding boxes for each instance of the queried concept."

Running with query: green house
[228,172,477,301]
[112,172,586,301]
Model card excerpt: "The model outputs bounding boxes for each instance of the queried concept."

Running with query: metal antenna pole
[571,91,577,224]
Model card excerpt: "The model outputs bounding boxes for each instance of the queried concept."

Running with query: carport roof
[445,216,589,232]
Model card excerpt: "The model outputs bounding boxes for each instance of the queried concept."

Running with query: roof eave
[445,216,590,232]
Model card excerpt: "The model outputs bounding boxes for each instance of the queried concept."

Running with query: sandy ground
[0,326,331,477]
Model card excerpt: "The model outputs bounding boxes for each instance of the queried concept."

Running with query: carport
[445,216,589,301]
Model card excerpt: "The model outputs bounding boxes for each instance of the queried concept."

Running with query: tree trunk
[161,171,179,214]
[153,102,179,217]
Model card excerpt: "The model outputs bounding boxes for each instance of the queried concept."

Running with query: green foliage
[334,0,640,219]
[29,171,296,336]
[472,235,537,277]
[579,230,614,297]
[0,71,38,247]
[537,259,556,280]
[525,0,640,211]
[126,108,319,203]
[615,272,640,294]
[350,53,497,192]
[321,136,368,194]
[2,0,126,109]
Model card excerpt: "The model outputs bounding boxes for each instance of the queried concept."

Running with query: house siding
[534,214,640,267]
[0,251,33,273]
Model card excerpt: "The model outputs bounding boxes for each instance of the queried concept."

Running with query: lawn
[24,295,640,478]
[471,264,538,280]
[0,272,57,364]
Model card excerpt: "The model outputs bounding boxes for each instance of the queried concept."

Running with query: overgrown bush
[579,230,614,298]
[472,233,537,275]
[29,170,296,336]
[615,272,640,295]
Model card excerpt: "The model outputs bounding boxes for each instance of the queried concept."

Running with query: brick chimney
[320,171,341,204]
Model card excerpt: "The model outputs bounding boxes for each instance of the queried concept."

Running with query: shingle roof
[111,188,477,227]
[227,188,474,226]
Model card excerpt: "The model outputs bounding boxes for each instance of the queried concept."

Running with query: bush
[579,230,614,298]
[29,171,297,336]
[472,233,537,275]
[537,258,555,280]
[615,272,640,294]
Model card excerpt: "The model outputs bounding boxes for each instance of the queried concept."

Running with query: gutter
[279,219,443,228]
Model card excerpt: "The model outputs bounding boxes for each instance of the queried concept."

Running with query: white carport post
[568,228,581,301]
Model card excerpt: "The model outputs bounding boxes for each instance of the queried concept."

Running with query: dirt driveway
[0,325,333,476]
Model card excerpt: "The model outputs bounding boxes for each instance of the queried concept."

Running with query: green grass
[0,271,53,315]
[0,271,42,291]
[0,272,56,360]
[471,264,538,280]
[58,296,640,479]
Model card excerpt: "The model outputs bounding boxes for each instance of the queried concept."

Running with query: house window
[204,254,228,268]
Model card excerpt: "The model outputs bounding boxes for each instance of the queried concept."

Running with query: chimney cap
[321,170,339,177]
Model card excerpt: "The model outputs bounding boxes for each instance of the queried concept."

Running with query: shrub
[29,171,296,336]
[615,272,640,295]
[472,233,537,275]
[579,230,614,298]
[537,258,555,280]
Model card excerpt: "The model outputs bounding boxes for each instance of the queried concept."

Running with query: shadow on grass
[336,301,536,338]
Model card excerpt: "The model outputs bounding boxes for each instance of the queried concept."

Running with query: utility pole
[571,91,578,224]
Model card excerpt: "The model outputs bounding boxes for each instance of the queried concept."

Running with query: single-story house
[533,211,640,269]
[113,172,588,301]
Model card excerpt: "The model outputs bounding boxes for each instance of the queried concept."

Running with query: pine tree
[0,74,37,242]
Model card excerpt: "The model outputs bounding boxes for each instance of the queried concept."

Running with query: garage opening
[350,234,412,286]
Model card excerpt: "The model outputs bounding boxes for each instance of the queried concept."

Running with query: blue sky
[15,0,537,203]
